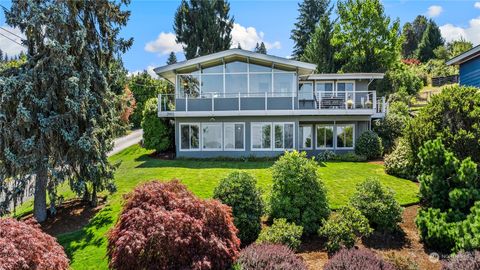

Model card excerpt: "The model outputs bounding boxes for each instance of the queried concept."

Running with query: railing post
[238,92,241,111]
[291,92,294,110]
[319,93,322,109]
[265,92,268,111]
[382,96,386,113]
[163,95,167,111]
[211,93,214,112]
[344,92,348,110]
[186,94,188,112]
[158,94,162,114]
[373,91,377,112]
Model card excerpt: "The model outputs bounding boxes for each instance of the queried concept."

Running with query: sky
[1,0,480,77]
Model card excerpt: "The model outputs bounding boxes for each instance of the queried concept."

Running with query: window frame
[335,80,356,93]
[223,122,246,151]
[179,123,201,151]
[315,124,335,150]
[299,124,313,150]
[273,122,295,151]
[315,81,335,97]
[201,122,223,151]
[251,122,273,151]
[336,123,355,149]
[298,81,314,100]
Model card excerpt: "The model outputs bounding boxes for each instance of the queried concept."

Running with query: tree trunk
[33,167,48,222]
[91,185,98,207]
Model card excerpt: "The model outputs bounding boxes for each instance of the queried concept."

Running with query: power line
[0,31,25,47]
[0,26,23,39]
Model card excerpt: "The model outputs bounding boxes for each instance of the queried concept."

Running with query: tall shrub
[213,171,263,246]
[236,243,308,270]
[0,218,69,270]
[384,138,416,180]
[270,151,329,235]
[354,131,383,160]
[141,98,174,152]
[107,180,240,270]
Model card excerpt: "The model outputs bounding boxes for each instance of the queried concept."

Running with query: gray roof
[446,45,480,65]
[306,73,384,80]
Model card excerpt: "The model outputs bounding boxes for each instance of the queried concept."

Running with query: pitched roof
[446,44,480,65]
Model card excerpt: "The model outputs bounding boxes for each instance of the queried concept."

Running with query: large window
[299,125,313,149]
[316,82,334,97]
[202,123,222,150]
[249,73,272,94]
[225,74,248,95]
[337,124,354,148]
[224,123,245,150]
[180,123,200,150]
[274,73,295,96]
[201,75,223,96]
[316,124,334,149]
[299,82,313,100]
[274,123,294,150]
[251,123,271,150]
[337,82,354,93]
[252,122,294,150]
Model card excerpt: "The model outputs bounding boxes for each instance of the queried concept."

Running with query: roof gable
[447,45,480,66]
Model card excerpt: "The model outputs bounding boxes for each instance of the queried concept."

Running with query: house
[154,49,387,158]
[446,44,480,88]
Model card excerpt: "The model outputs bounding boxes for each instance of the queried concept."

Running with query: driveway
[108,129,143,156]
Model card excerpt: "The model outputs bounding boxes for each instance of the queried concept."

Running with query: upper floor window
[299,82,313,100]
[316,82,334,95]
[337,82,354,92]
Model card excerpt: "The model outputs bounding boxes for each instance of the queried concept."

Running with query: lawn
[49,144,418,269]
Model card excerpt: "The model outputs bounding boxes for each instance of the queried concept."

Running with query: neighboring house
[447,45,480,88]
[155,49,387,158]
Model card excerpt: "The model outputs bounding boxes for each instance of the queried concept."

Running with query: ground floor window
[274,123,294,150]
[251,123,272,150]
[337,124,354,148]
[299,125,313,149]
[252,122,295,151]
[202,123,222,150]
[316,124,334,149]
[180,123,200,150]
[224,123,245,150]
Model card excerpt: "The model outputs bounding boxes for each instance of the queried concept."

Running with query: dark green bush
[141,98,174,152]
[317,151,367,162]
[372,101,409,154]
[256,218,303,251]
[456,202,480,252]
[350,178,403,232]
[270,151,329,235]
[318,206,372,253]
[354,131,383,160]
[376,62,423,96]
[384,138,416,180]
[213,171,264,246]
[415,207,460,252]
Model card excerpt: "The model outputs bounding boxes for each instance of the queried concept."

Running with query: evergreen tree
[0,49,3,63]
[167,52,177,65]
[401,22,417,58]
[0,0,132,221]
[416,20,444,62]
[301,9,335,72]
[4,53,8,62]
[291,0,330,59]
[254,42,267,54]
[237,43,242,49]
[332,0,401,72]
[412,15,428,45]
[174,0,234,60]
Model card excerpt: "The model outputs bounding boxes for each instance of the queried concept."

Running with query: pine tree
[301,12,336,72]
[167,52,177,65]
[174,0,234,60]
[291,0,330,59]
[401,22,417,58]
[416,20,444,62]
[254,42,267,54]
[0,49,3,63]
[0,0,132,221]
[237,43,242,49]
[412,15,428,45]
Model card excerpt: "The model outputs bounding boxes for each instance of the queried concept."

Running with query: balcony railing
[158,91,387,115]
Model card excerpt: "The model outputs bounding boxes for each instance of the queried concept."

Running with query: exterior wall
[175,115,371,158]
[459,57,480,87]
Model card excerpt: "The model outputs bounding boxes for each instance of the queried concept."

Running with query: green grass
[42,144,417,269]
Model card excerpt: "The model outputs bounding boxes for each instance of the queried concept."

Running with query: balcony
[158,91,387,118]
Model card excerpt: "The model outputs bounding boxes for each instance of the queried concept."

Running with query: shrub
[256,218,303,251]
[324,248,395,270]
[350,178,403,232]
[236,243,307,270]
[384,252,419,270]
[318,206,372,253]
[442,251,480,270]
[415,208,459,252]
[455,201,480,252]
[376,62,423,96]
[107,180,240,270]
[384,138,416,180]
[317,150,337,162]
[0,218,69,270]
[213,171,264,246]
[270,151,329,235]
[355,131,383,160]
[372,102,409,153]
[141,97,174,152]
[317,151,367,162]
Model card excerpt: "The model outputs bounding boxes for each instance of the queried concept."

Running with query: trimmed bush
[317,151,367,162]
[256,218,303,251]
[324,248,395,270]
[236,243,307,270]
[317,150,337,162]
[355,131,383,160]
[384,138,416,180]
[318,206,372,253]
[0,218,69,270]
[141,97,174,152]
[350,178,403,232]
[270,150,330,235]
[213,171,264,246]
[107,180,240,270]
[442,251,480,270]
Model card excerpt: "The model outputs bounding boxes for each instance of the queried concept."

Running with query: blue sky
[1,0,480,75]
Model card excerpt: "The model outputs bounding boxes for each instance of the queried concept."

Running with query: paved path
[108,129,143,156]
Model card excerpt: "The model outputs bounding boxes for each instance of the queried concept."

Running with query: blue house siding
[459,56,480,88]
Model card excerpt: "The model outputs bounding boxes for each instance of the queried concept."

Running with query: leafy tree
[447,38,473,58]
[0,0,132,221]
[416,20,444,62]
[174,0,234,60]
[291,0,331,59]
[332,0,401,72]
[301,12,336,73]
[254,42,267,54]
[401,22,417,58]
[166,52,177,65]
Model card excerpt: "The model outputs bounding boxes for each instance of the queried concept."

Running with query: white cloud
[230,23,281,51]
[475,2,480,9]
[127,65,159,79]
[426,5,443,18]
[144,32,183,55]
[0,25,25,56]
[440,17,480,45]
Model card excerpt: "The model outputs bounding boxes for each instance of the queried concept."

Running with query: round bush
[0,218,69,270]
[256,218,303,251]
[141,97,174,152]
[442,251,480,270]
[384,138,416,180]
[349,177,403,232]
[324,248,395,270]
[270,150,330,235]
[107,180,240,270]
[213,171,264,246]
[354,131,383,160]
[237,243,307,270]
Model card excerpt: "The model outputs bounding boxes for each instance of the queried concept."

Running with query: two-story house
[155,49,387,158]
